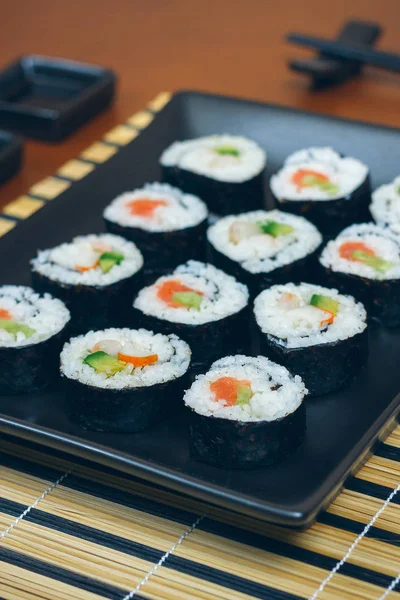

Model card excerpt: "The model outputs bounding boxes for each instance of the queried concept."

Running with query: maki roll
[60,327,191,432]
[31,233,144,332]
[207,210,322,294]
[319,223,400,328]
[370,176,400,234]
[184,355,306,469]
[254,282,368,396]
[133,260,249,371]
[0,285,70,393]
[270,147,370,235]
[160,135,266,215]
[103,183,208,269]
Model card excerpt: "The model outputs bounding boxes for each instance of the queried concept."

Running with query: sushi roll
[60,327,191,432]
[160,135,266,215]
[103,183,208,269]
[0,285,70,394]
[319,223,400,328]
[370,176,400,234]
[31,233,144,332]
[270,147,370,235]
[207,210,322,294]
[184,355,306,469]
[133,260,249,371]
[254,282,368,396]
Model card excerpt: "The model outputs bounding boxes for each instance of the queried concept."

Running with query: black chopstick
[287,33,400,73]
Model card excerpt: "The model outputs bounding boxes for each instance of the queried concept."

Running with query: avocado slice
[99,251,124,274]
[171,291,203,310]
[310,294,339,315]
[0,319,36,339]
[236,384,253,407]
[300,175,340,196]
[215,146,240,157]
[352,250,392,273]
[258,220,294,237]
[83,351,126,376]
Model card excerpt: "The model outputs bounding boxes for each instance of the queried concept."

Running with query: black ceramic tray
[0,91,399,528]
[0,55,116,141]
[0,130,22,184]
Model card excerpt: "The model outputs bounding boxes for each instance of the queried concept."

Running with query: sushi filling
[134,260,249,325]
[31,234,143,286]
[320,224,400,281]
[0,286,70,347]
[370,176,400,234]
[254,283,367,349]
[160,135,266,183]
[60,328,191,389]
[270,147,368,201]
[103,183,208,232]
[184,355,306,422]
[207,210,322,274]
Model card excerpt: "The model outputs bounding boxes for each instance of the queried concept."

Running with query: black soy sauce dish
[0,130,23,184]
[0,55,116,141]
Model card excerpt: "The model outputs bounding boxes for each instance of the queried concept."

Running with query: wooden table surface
[0,0,399,210]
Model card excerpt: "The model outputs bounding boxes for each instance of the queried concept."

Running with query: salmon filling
[210,376,253,407]
[127,198,168,217]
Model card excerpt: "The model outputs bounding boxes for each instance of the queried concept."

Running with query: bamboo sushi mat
[1,93,400,599]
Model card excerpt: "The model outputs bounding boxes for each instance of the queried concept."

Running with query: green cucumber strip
[257,220,294,237]
[310,294,339,315]
[83,351,127,376]
[172,291,203,310]
[236,384,253,407]
[215,146,240,157]
[99,251,124,274]
[300,175,339,195]
[352,250,393,273]
[0,319,36,339]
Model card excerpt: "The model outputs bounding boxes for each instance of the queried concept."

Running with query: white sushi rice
[254,283,367,349]
[184,355,306,422]
[60,328,191,390]
[133,260,249,325]
[31,233,143,286]
[160,135,266,183]
[207,210,322,274]
[103,182,208,232]
[270,147,368,201]
[320,223,400,281]
[0,286,70,348]
[370,176,400,234]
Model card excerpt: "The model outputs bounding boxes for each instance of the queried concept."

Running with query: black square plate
[0,55,116,141]
[0,130,22,183]
[0,91,399,528]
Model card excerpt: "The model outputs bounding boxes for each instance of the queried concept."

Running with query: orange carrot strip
[117,353,158,367]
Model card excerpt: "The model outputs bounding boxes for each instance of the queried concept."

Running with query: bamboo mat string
[379,572,400,600]
[309,480,400,600]
[0,468,71,540]
[121,514,206,599]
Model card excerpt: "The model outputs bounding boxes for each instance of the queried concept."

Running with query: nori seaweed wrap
[184,355,307,469]
[132,260,250,373]
[103,183,208,270]
[0,285,70,394]
[254,283,368,396]
[60,327,191,432]
[270,147,371,235]
[319,224,400,328]
[160,135,267,215]
[207,210,322,296]
[31,233,144,333]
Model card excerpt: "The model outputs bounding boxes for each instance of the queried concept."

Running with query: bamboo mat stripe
[1,492,398,592]
[1,92,400,600]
